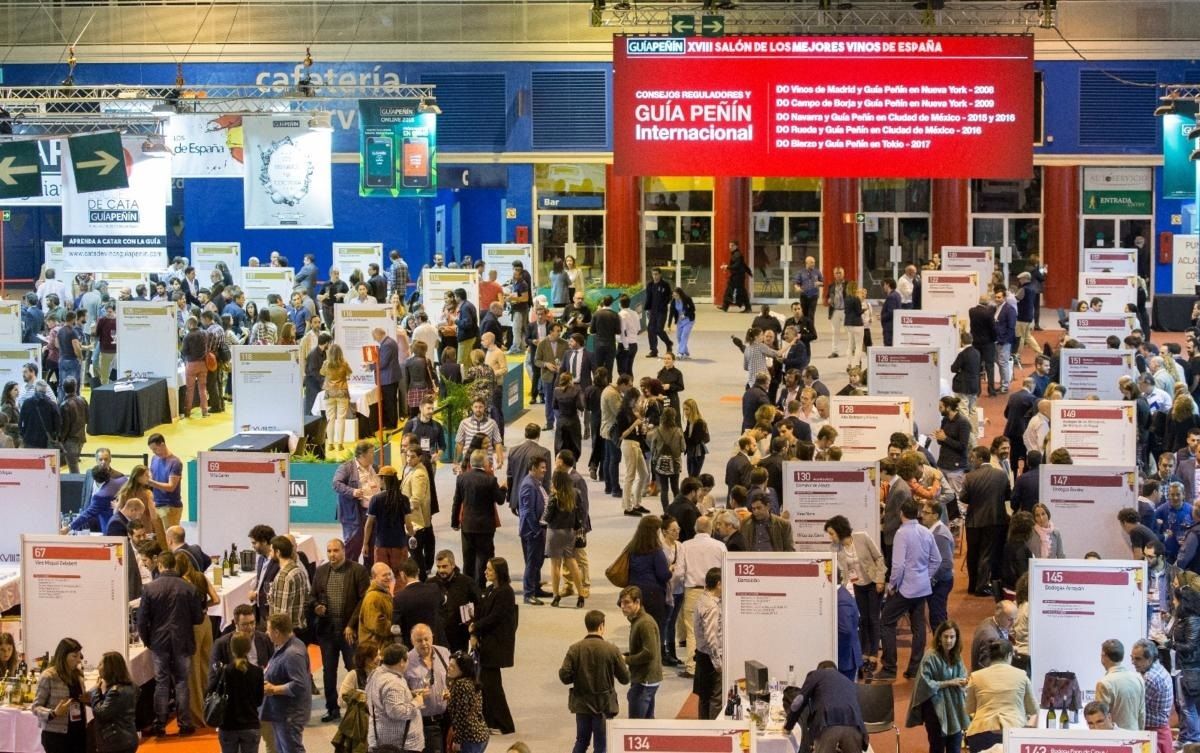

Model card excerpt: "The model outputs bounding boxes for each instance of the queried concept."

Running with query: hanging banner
[782,461,879,550]
[606,721,754,753]
[0,303,21,342]
[1082,167,1154,215]
[196,452,289,558]
[1060,349,1134,400]
[830,396,913,462]
[115,302,178,384]
[166,113,245,178]
[21,535,129,672]
[1067,312,1136,349]
[867,347,943,440]
[724,553,836,695]
[61,135,170,272]
[1082,248,1138,275]
[358,99,437,198]
[231,346,303,434]
[892,311,958,382]
[421,269,480,313]
[1165,113,1198,199]
[1173,234,1200,295]
[0,451,60,564]
[1039,466,1137,559]
[940,246,994,297]
[0,139,62,207]
[243,115,332,229]
[332,243,384,280]
[1048,400,1136,467]
[191,243,242,285]
[1028,559,1146,719]
[240,267,295,307]
[921,271,978,319]
[1005,728,1154,753]
[0,345,41,389]
[1078,274,1137,314]
[333,303,395,388]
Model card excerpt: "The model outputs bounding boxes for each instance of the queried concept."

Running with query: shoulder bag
[605,546,630,588]
[367,678,412,753]
[202,664,228,727]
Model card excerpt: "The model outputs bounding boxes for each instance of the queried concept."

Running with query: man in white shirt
[36,268,68,312]
[896,265,917,308]
[692,567,723,720]
[1022,400,1051,458]
[616,294,641,376]
[411,312,440,357]
[677,516,727,677]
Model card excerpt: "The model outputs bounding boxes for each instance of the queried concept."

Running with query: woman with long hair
[553,371,584,458]
[438,345,462,397]
[660,515,684,668]
[1,382,20,447]
[1001,511,1035,592]
[278,321,297,346]
[670,287,696,359]
[550,258,569,308]
[249,308,277,345]
[1030,503,1065,558]
[116,464,164,544]
[446,651,490,753]
[563,255,585,302]
[682,399,709,478]
[825,514,886,671]
[617,387,650,515]
[320,343,353,451]
[470,558,517,735]
[843,281,864,365]
[0,633,18,676]
[626,515,671,642]
[648,406,684,513]
[210,634,264,753]
[363,466,412,576]
[1011,573,1031,673]
[542,469,585,608]
[89,652,138,753]
[1167,394,1200,452]
[403,340,438,414]
[906,620,969,753]
[176,553,220,729]
[585,367,610,479]
[32,637,86,753]
[332,642,377,753]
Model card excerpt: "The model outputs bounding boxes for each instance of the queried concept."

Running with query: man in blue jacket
[881,279,901,347]
[518,456,549,605]
[644,268,673,359]
[138,551,205,737]
[993,286,1018,392]
[455,287,479,365]
[263,613,313,753]
[372,327,401,429]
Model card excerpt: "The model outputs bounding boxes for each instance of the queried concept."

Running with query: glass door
[680,215,713,299]
[537,215,570,284]
[644,214,677,284]
[860,216,930,297]
[1081,217,1153,280]
[751,214,821,301]
[572,215,605,285]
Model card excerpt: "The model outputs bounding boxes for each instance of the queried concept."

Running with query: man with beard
[433,550,480,653]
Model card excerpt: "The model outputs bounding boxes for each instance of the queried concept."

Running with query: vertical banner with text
[1067,312,1136,349]
[0,451,59,564]
[359,100,437,198]
[231,346,303,434]
[115,302,179,384]
[892,312,958,382]
[830,396,914,462]
[940,246,994,298]
[1048,400,1136,466]
[243,115,332,229]
[166,113,245,178]
[1039,466,1137,559]
[867,347,943,442]
[196,452,290,557]
[1060,349,1134,400]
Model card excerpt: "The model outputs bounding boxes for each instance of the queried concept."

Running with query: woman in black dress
[470,557,517,735]
[553,371,583,457]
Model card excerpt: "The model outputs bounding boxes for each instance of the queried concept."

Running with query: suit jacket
[645,279,672,313]
[590,308,620,346]
[739,514,795,552]
[758,453,785,507]
[377,336,401,385]
[475,583,518,668]
[506,439,552,509]
[480,310,503,344]
[1003,389,1038,449]
[307,560,370,637]
[451,468,506,534]
[742,386,770,431]
[951,346,982,396]
[969,304,996,351]
[457,300,479,341]
[392,581,445,646]
[961,465,1012,529]
[725,453,753,498]
[561,348,593,390]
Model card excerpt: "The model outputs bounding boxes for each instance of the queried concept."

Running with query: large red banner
[613,34,1034,178]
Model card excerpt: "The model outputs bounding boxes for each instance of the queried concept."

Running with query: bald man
[165,525,210,572]
[405,623,451,753]
[971,600,1018,671]
[354,562,395,648]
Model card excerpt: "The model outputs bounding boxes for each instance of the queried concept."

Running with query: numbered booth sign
[608,720,754,753]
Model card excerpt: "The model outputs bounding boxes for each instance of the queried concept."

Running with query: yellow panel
[642,176,715,193]
[750,177,822,192]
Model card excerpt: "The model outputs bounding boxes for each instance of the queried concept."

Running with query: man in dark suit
[757,437,787,507]
[951,331,982,429]
[969,296,998,396]
[450,450,508,586]
[724,436,756,502]
[434,551,480,653]
[880,279,901,347]
[1003,376,1039,466]
[517,455,550,604]
[742,372,771,432]
[561,333,593,390]
[506,423,552,514]
[373,327,401,429]
[644,267,673,358]
[307,538,369,722]
[367,263,388,303]
[392,559,445,646]
[960,445,1012,596]
[455,287,479,365]
[590,296,620,376]
[480,302,504,345]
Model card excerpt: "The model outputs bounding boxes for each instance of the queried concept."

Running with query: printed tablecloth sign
[1068,312,1137,349]
[231,346,303,435]
[332,243,384,281]
[940,246,994,297]
[166,113,245,178]
[1082,248,1138,275]
[1048,400,1136,466]
[1028,559,1146,721]
[1078,273,1137,314]
[1039,466,1137,558]
[197,452,290,557]
[1060,349,1134,400]
[191,243,242,286]
[867,347,943,442]
[243,115,332,229]
[334,303,396,388]
[830,396,914,462]
[1004,728,1154,753]
[921,271,979,318]
[892,312,958,382]
[607,720,754,753]
[0,452,60,565]
[240,267,295,307]
[115,302,179,385]
[782,462,879,551]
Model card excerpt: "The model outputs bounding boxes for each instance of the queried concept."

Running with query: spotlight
[418,98,442,115]
[307,111,334,131]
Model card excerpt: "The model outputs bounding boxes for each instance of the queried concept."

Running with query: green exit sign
[1,211,9,222]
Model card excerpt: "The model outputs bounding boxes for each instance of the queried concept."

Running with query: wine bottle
[212,556,223,587]
[786,664,796,687]
[224,550,233,577]
[724,686,737,718]
[1059,705,1069,728]
[231,543,239,572]
[1045,708,1056,729]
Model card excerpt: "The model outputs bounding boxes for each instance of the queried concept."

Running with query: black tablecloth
[1154,294,1197,332]
[303,414,327,449]
[88,378,172,436]
[209,433,290,453]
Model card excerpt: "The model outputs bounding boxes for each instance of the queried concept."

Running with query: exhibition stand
[829,396,914,462]
[87,378,173,437]
[891,312,958,382]
[1060,350,1135,400]
[1067,312,1137,349]
[1078,273,1137,313]
[230,345,304,435]
[1047,400,1136,466]
[920,271,978,319]
[1005,728,1153,753]
[0,346,40,394]
[0,451,60,566]
[196,451,290,561]
[866,347,943,444]
[782,461,880,550]
[1038,466,1137,559]
[940,246,994,298]
[607,720,755,753]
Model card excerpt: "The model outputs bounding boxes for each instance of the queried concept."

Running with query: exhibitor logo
[627,38,686,55]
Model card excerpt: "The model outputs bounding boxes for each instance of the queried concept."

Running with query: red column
[931,178,970,249]
[604,165,641,286]
[712,177,750,303]
[822,178,859,283]
[1042,165,1080,310]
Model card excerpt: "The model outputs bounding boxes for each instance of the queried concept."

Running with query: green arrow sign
[0,140,41,200]
[671,14,695,36]
[67,132,128,193]
[701,15,725,36]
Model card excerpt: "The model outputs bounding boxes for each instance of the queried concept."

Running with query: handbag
[1039,669,1082,710]
[204,350,218,372]
[203,664,228,727]
[605,547,630,588]
[653,454,678,476]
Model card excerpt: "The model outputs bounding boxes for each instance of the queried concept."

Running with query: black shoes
[523,596,544,606]
[320,711,341,723]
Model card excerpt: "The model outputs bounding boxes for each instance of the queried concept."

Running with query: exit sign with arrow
[670,15,695,36]
[701,15,725,37]
[0,140,41,200]
[67,132,128,193]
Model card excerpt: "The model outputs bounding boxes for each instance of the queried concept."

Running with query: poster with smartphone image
[359,99,437,198]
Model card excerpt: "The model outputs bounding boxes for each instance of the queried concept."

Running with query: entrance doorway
[861,215,930,297]
[644,213,714,300]
[1081,217,1153,280]
[536,213,605,287]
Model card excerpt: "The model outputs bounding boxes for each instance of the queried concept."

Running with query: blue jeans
[664,593,683,654]
[1180,682,1200,743]
[273,718,306,753]
[459,741,487,753]
[521,530,546,598]
[996,342,1013,389]
[574,713,607,753]
[57,359,80,402]
[318,632,353,713]
[675,317,694,357]
[604,438,622,494]
[542,379,556,427]
[151,649,191,727]
[218,728,261,753]
[929,576,953,630]
[628,683,658,719]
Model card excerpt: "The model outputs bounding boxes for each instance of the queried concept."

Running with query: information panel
[1068,312,1137,349]
[421,269,480,314]
[940,246,994,297]
[480,244,533,280]
[197,452,290,557]
[21,535,129,671]
[0,344,39,390]
[1039,466,1137,559]
[116,302,178,385]
[723,552,836,691]
[191,242,241,285]
[1004,728,1153,753]
[332,243,384,281]
[0,451,59,564]
[613,35,1034,178]
[241,267,295,307]
[892,312,958,382]
[867,346,942,438]
[231,346,303,434]
[0,303,20,342]
[1060,349,1134,400]
[830,396,913,462]
[333,303,395,388]
[1028,559,1146,715]
[782,462,879,550]
[1048,400,1136,466]
[921,271,978,318]
[1078,273,1137,314]
[607,721,754,753]
[1082,248,1138,275]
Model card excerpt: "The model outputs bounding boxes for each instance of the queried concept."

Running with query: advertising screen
[613,34,1034,178]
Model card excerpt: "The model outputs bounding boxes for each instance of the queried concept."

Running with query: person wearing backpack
[208,633,265,753]
[362,466,413,575]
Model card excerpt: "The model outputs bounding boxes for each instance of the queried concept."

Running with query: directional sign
[66,132,127,193]
[671,14,695,36]
[0,141,41,200]
[701,15,725,37]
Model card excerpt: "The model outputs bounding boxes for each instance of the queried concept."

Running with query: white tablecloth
[295,533,318,565]
[208,570,256,631]
[313,384,379,418]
